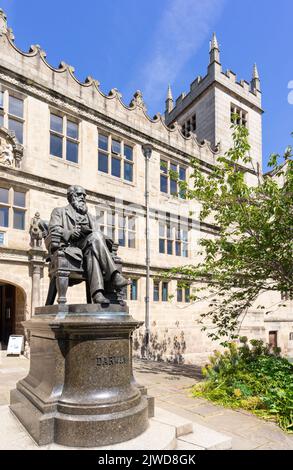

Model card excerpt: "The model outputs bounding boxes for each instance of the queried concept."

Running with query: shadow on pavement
[134,358,202,380]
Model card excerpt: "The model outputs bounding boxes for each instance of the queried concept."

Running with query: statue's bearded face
[71,190,88,215]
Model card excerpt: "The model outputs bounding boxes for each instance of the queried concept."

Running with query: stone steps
[153,408,232,450]
[1,404,232,450]
[177,423,232,450]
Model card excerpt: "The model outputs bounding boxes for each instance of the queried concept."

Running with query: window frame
[0,188,9,227]
[0,186,27,231]
[0,88,25,144]
[160,159,187,198]
[153,280,160,302]
[97,209,136,249]
[0,231,5,245]
[177,283,191,303]
[49,110,80,164]
[230,104,248,128]
[127,278,139,301]
[181,113,196,137]
[97,131,134,183]
[153,279,170,302]
[159,220,189,258]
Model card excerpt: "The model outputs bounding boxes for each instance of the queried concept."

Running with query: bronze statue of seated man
[48,185,130,304]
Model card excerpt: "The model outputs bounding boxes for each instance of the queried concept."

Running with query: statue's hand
[70,227,82,241]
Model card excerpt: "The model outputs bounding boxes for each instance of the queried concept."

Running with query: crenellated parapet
[0,10,219,165]
[164,33,263,168]
[165,32,262,130]
[166,66,262,127]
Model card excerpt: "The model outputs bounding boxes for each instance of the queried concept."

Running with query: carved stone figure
[47,185,130,304]
[29,212,44,248]
[0,136,14,166]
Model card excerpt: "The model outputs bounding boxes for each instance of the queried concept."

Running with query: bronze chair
[44,232,125,305]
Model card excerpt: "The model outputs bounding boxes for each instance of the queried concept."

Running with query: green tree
[171,124,293,343]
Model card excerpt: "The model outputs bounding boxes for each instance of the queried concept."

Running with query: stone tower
[165,33,263,169]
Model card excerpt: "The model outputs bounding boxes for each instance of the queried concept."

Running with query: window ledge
[159,192,186,201]
[49,156,80,168]
[97,171,135,187]
[158,253,189,259]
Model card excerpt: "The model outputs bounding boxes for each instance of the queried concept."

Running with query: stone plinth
[10,304,149,447]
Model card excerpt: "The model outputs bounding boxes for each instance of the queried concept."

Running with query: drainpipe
[142,144,153,357]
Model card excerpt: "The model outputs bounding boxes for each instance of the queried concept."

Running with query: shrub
[191,340,293,432]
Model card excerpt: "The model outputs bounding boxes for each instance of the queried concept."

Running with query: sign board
[7,335,24,355]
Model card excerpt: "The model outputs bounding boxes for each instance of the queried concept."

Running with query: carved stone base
[10,304,149,447]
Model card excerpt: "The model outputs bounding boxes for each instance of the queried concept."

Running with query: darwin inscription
[96,356,128,366]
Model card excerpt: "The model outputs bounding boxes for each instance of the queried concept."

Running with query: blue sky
[1,0,292,170]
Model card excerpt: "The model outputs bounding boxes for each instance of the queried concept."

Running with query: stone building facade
[0,11,292,362]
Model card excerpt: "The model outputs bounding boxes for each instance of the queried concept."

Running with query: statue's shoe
[112,272,131,289]
[92,291,110,304]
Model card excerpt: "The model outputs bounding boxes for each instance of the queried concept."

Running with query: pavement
[134,359,293,450]
[1,352,293,450]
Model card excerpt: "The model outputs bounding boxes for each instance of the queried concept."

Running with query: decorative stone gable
[0,9,14,40]
[129,90,147,113]
[0,127,23,168]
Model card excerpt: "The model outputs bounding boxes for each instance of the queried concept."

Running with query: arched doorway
[0,282,26,349]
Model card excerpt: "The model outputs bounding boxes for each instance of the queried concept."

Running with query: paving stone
[154,400,212,426]
[229,436,260,450]
[254,443,286,450]
[144,386,180,397]
[176,441,204,450]
[186,403,224,416]
[0,392,9,405]
[243,425,293,447]
[205,410,264,433]
[158,395,202,408]
[178,423,232,450]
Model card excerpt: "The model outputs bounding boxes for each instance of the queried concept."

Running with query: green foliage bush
[192,338,293,432]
